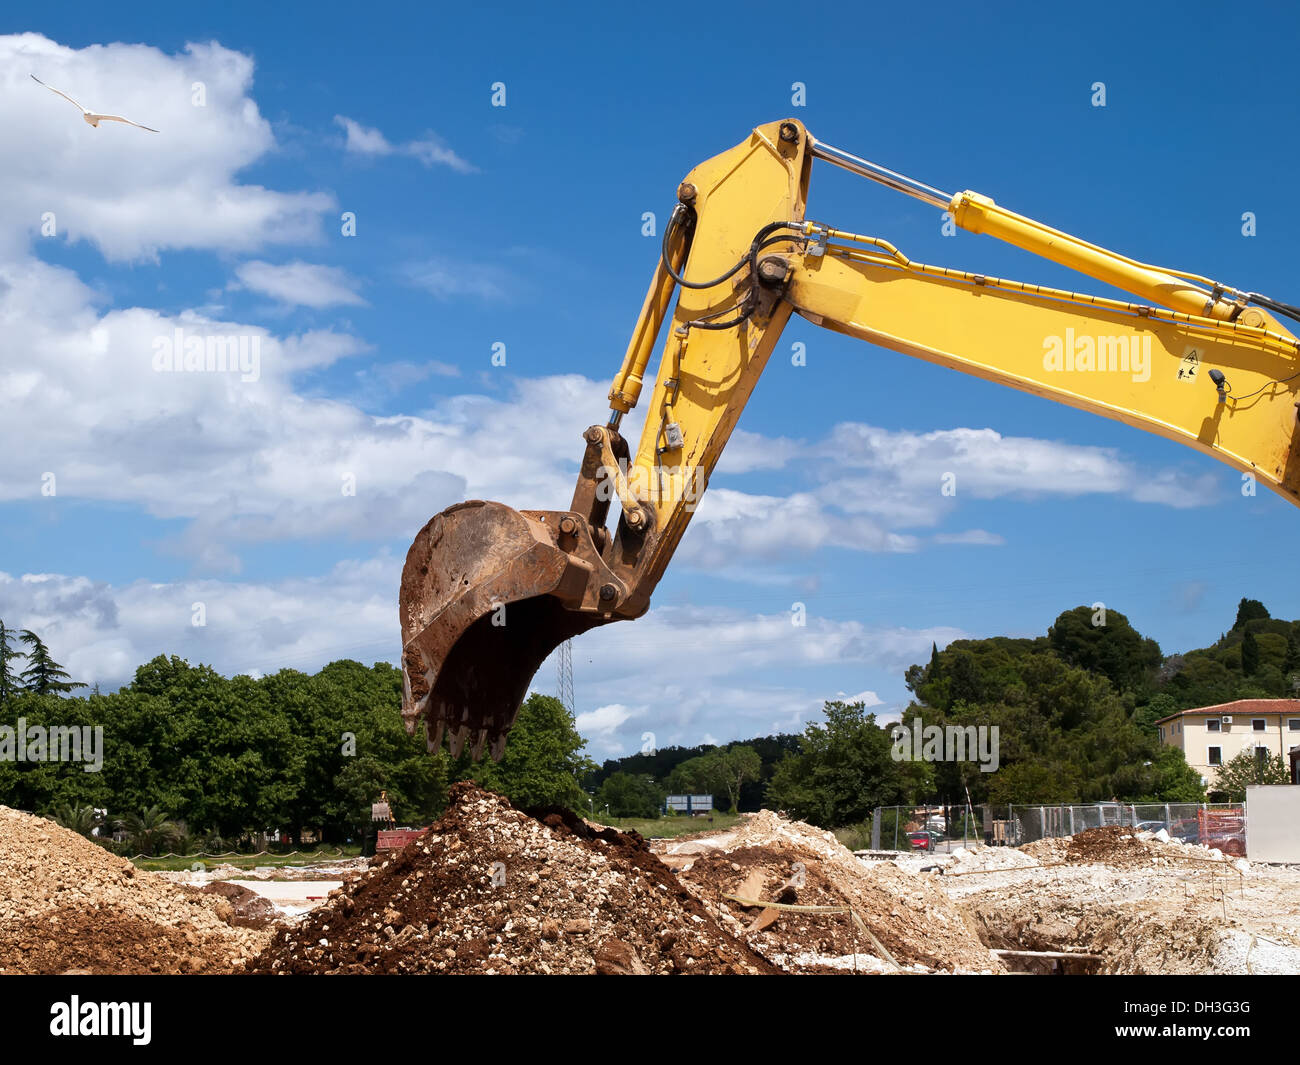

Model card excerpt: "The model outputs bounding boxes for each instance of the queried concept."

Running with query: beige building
[1155,699,1300,790]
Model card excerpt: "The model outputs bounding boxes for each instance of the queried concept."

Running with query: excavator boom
[401,119,1300,760]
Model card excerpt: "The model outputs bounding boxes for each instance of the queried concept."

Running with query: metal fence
[870,801,1246,855]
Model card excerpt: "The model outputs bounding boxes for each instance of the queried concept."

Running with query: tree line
[0,637,592,852]
[3,598,1288,843]
[594,600,1297,826]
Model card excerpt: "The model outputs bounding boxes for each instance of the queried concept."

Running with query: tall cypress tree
[1241,627,1261,676]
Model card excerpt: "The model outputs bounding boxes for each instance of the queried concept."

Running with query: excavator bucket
[399,500,604,761]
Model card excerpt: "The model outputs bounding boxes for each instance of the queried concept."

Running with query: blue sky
[3,1,1299,758]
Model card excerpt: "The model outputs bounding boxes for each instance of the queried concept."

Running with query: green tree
[706,744,763,813]
[18,630,85,694]
[0,621,24,706]
[666,753,713,794]
[596,772,663,818]
[1213,748,1290,801]
[1047,606,1162,695]
[1241,628,1261,675]
[471,694,594,810]
[1233,598,1270,631]
[766,701,910,828]
[1133,692,1177,735]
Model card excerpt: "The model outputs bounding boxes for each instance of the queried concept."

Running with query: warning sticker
[1177,347,1200,382]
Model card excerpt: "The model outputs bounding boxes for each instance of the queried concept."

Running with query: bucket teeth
[490,732,508,762]
[470,728,488,761]
[449,724,470,759]
[427,722,445,754]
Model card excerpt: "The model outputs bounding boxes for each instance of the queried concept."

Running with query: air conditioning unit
[1222,715,1233,724]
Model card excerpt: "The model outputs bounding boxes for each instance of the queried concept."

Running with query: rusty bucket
[399,500,605,761]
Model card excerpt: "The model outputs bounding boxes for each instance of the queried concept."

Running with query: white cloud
[0,255,604,567]
[0,557,400,688]
[820,423,1217,507]
[334,115,475,174]
[833,689,884,708]
[233,260,366,308]
[932,529,1005,546]
[575,703,640,735]
[6,35,333,260]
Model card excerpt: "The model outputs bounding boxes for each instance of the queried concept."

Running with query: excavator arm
[400,119,1300,760]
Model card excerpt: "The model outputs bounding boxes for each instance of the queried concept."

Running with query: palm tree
[51,803,99,837]
[116,806,182,856]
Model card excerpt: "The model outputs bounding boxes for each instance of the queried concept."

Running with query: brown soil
[1064,826,1153,867]
[249,783,778,974]
[195,881,281,929]
[0,806,270,974]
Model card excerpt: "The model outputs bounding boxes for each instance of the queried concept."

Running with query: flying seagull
[30,74,159,132]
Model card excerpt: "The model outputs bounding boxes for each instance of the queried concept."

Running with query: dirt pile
[250,783,776,974]
[671,811,1001,973]
[1065,826,1154,867]
[0,806,271,974]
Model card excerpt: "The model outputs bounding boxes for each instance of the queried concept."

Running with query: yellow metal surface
[949,191,1241,321]
[623,119,811,587]
[788,251,1300,502]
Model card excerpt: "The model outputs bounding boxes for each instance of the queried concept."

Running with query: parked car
[907,830,942,851]
[1135,820,1168,834]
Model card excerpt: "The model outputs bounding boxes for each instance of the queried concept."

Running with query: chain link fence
[869,801,1246,855]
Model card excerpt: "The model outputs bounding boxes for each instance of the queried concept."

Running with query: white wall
[1246,785,1300,863]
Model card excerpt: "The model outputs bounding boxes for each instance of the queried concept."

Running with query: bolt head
[677,182,697,204]
[559,516,577,534]
[779,121,799,143]
[599,584,617,602]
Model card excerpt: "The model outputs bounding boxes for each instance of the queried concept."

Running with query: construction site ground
[4,791,1300,974]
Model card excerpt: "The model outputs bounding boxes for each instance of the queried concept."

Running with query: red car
[907,830,941,851]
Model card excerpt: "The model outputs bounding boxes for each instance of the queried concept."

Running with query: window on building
[1253,718,1267,732]
[1208,746,1223,766]
[1289,719,1300,732]
[1206,719,1220,733]
[1158,726,1164,742]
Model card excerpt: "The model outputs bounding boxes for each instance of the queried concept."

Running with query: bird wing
[30,73,86,112]
[88,113,160,133]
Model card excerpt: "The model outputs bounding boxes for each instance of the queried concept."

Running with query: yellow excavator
[399,118,1300,761]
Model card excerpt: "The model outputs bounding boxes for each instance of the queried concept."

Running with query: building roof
[1154,699,1300,726]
